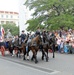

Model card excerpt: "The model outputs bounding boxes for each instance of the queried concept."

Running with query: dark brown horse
[22,35,41,63]
[45,34,56,58]
[22,34,55,63]
[40,32,56,62]
[40,42,49,62]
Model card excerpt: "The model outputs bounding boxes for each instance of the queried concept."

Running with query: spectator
[57,37,61,53]
[60,40,64,53]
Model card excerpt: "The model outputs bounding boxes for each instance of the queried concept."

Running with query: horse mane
[31,35,40,45]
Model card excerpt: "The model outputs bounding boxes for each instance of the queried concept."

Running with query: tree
[25,0,74,31]
[1,24,19,36]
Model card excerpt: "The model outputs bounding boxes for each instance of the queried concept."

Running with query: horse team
[1,31,56,63]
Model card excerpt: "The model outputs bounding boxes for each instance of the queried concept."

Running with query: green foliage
[25,0,74,31]
[26,15,45,31]
[1,24,19,36]
[47,14,74,30]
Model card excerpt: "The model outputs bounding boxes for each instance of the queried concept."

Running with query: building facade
[0,11,19,26]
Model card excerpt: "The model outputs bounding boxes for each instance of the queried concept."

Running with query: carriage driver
[35,27,41,36]
[21,30,26,43]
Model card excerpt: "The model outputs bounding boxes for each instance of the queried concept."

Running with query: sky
[0,0,32,20]
[0,0,32,34]
[0,0,19,12]
[0,0,32,19]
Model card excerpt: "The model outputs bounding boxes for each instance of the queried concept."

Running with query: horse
[22,33,56,63]
[11,36,23,57]
[46,33,57,58]
[22,35,41,63]
[39,32,57,62]
[39,32,49,62]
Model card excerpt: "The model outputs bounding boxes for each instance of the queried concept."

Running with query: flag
[1,26,5,35]
[0,30,2,40]
[0,26,5,40]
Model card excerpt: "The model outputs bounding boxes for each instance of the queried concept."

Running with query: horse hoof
[53,56,55,58]
[42,57,44,60]
[31,58,33,61]
[27,59,29,61]
[23,58,26,60]
[46,59,48,62]
[46,58,48,62]
[35,60,38,64]
[26,56,30,60]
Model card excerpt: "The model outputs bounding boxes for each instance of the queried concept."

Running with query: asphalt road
[0,51,73,75]
[0,58,52,75]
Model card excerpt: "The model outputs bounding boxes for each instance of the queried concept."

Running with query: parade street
[0,52,74,75]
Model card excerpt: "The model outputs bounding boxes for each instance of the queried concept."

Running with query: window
[6,21,9,24]
[1,21,4,24]
[11,15,13,18]
[6,15,8,18]
[10,21,13,23]
[1,15,3,18]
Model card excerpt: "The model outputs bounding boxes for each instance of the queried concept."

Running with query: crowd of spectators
[54,29,74,53]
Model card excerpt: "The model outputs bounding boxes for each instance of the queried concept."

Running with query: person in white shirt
[57,37,61,52]
[60,40,64,53]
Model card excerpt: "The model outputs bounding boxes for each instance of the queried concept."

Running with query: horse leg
[34,49,38,64]
[26,52,29,60]
[41,49,45,60]
[17,48,22,58]
[32,49,38,63]
[31,54,34,61]
[16,50,18,58]
[16,48,20,58]
[23,48,26,60]
[45,49,48,62]
[17,50,21,58]
[8,47,12,55]
[26,46,30,60]
[52,44,55,58]
[23,46,26,60]
[23,51,26,60]
[34,52,38,64]
[42,48,48,62]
